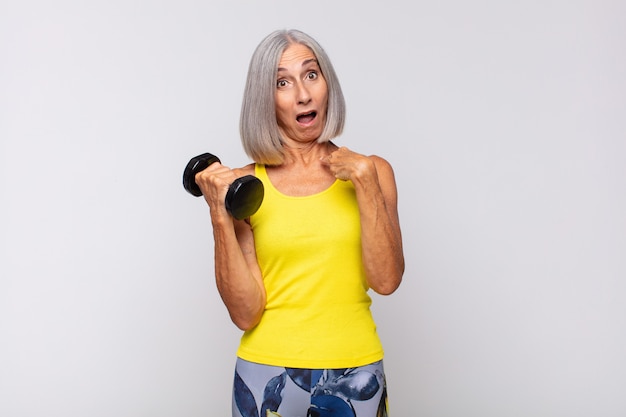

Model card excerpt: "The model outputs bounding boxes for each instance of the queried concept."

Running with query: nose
[296,82,311,105]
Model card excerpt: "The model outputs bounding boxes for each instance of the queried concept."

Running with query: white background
[1,1,625,416]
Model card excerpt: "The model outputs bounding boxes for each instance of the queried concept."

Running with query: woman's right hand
[194,162,239,219]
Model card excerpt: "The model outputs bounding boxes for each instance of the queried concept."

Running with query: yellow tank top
[236,164,384,368]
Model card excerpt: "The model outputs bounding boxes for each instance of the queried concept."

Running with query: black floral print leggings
[232,358,389,417]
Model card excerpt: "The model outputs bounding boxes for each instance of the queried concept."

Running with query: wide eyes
[276,71,319,88]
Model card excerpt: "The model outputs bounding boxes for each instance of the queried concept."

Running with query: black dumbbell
[183,153,264,220]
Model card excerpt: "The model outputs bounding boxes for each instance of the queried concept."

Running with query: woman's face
[274,43,328,145]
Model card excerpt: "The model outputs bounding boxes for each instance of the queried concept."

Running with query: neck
[281,141,336,167]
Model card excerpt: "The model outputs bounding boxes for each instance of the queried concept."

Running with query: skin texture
[194,43,404,330]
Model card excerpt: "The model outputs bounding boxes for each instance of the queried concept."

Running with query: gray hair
[240,29,346,165]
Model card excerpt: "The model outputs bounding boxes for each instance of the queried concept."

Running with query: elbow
[232,314,261,331]
[224,285,267,331]
[373,277,402,295]
[234,320,256,332]
[371,270,404,296]
[370,260,404,295]
[230,305,264,331]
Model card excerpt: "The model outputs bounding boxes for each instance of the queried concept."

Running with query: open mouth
[296,111,317,124]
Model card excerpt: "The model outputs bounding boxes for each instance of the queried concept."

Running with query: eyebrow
[277,58,319,73]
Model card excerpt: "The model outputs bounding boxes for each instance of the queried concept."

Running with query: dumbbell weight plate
[182,153,221,197]
[226,175,264,220]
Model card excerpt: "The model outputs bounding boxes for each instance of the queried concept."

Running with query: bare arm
[322,147,405,294]
[195,163,266,330]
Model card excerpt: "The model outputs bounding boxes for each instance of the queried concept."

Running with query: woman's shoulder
[366,154,398,192]
[368,154,394,173]
[233,162,257,177]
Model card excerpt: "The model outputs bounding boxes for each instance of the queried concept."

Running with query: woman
[195,29,404,417]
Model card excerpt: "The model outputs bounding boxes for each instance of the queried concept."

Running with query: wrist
[210,207,233,228]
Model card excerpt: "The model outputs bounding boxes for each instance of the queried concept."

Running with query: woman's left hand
[322,145,404,295]
[321,146,376,182]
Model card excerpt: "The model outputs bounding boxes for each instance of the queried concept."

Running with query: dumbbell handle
[183,153,264,220]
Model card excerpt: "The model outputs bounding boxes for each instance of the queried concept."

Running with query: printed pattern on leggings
[233,359,389,417]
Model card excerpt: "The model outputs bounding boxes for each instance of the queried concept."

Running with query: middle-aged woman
[194,29,404,417]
